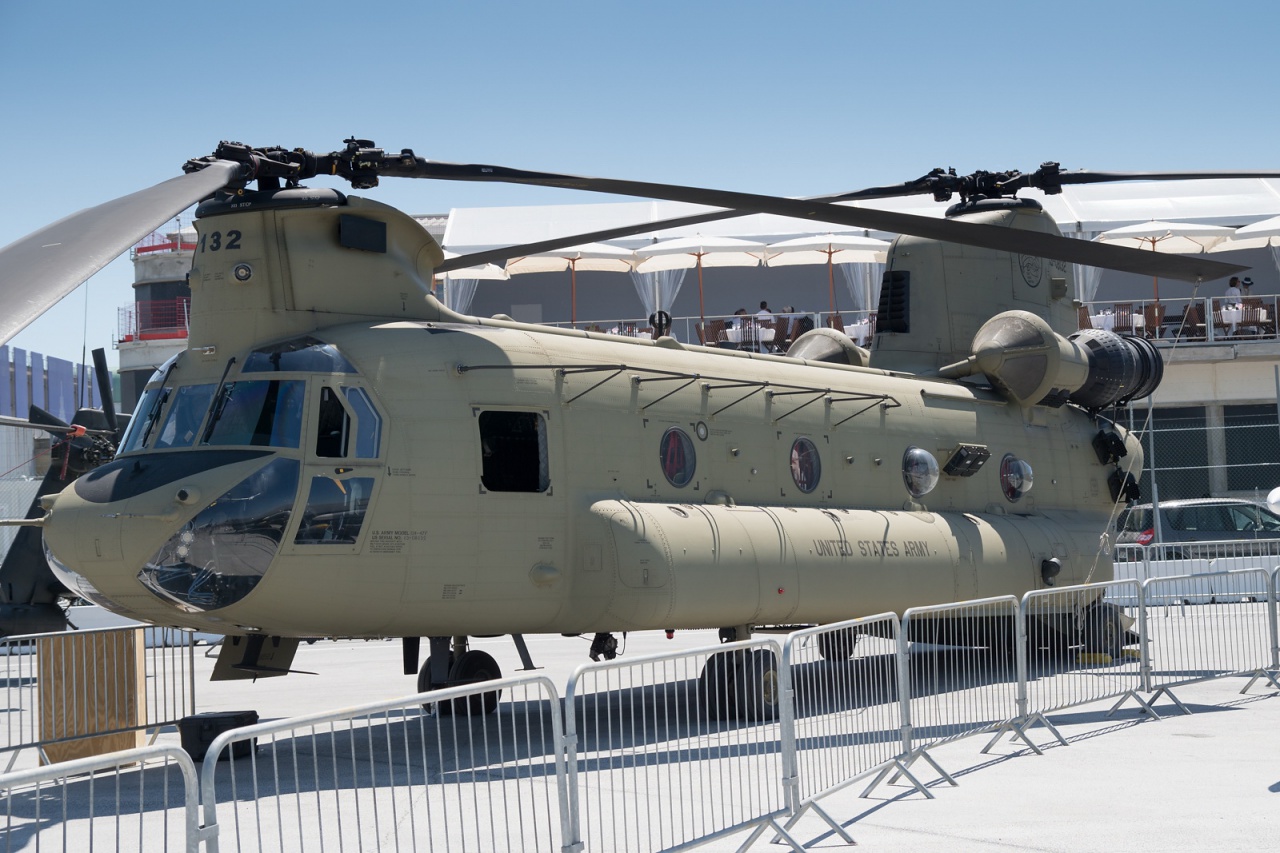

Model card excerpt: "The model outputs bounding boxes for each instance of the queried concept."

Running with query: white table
[850,319,872,346]
[721,326,776,345]
[1090,313,1144,332]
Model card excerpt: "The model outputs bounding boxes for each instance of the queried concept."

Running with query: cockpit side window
[315,387,350,458]
[342,387,381,459]
[202,379,305,448]
[478,410,549,492]
[119,385,169,454]
[242,336,358,373]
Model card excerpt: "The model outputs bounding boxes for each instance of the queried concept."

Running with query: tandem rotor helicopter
[0,139,1270,716]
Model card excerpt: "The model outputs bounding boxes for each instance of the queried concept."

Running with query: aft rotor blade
[0,160,239,346]
[417,161,1246,281]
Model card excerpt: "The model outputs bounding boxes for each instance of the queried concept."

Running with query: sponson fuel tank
[579,500,1100,630]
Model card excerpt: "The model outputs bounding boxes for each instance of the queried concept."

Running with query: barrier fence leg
[1239,667,1280,694]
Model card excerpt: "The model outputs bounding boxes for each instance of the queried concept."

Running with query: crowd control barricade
[995,581,1147,751]
[200,674,570,853]
[563,637,800,853]
[1141,569,1280,714]
[777,614,915,843]
[0,743,203,852]
[889,597,1020,788]
[1,626,198,770]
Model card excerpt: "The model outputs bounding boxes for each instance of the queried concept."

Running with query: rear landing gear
[697,627,780,722]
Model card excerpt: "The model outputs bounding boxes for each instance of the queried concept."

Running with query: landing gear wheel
[817,627,858,661]
[417,653,454,711]
[445,650,503,716]
[1083,603,1125,658]
[698,652,738,721]
[736,649,780,722]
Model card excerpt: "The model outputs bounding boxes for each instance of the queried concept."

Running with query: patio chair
[1142,303,1165,339]
[1111,303,1135,335]
[826,314,845,333]
[1077,305,1091,330]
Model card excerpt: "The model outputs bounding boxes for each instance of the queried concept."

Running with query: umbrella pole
[571,261,577,328]
[697,258,705,324]
[827,253,835,316]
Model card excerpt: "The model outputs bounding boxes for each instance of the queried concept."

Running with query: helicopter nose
[42,450,296,617]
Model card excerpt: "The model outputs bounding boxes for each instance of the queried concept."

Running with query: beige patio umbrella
[634,235,769,323]
[764,233,890,315]
[1095,220,1235,302]
[504,242,636,326]
[436,252,509,314]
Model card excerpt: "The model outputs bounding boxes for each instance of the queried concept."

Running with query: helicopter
[0,140,1267,715]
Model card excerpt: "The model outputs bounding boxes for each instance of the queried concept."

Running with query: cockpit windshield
[201,379,305,448]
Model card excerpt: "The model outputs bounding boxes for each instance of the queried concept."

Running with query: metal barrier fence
[1141,569,1280,712]
[1,626,198,771]
[0,744,203,852]
[563,637,800,853]
[778,615,908,842]
[896,596,1020,784]
[200,674,570,853]
[5,571,1280,850]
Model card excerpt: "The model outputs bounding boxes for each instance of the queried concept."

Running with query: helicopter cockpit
[46,336,384,614]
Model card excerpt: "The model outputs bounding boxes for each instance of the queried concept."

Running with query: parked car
[1116,497,1280,558]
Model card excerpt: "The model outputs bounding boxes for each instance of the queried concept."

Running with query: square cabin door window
[478,411,549,492]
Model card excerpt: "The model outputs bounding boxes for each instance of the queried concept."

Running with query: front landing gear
[416,636,503,715]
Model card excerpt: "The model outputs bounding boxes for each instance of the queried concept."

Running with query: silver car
[1116,497,1280,558]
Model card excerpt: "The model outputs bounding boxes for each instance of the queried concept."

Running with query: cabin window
[154,384,216,449]
[479,411,549,493]
[659,427,696,488]
[315,385,382,459]
[295,475,374,545]
[790,437,821,493]
[202,379,305,448]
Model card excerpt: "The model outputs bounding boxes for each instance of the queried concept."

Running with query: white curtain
[838,262,886,313]
[1065,231,1104,303]
[441,278,480,314]
[629,268,687,318]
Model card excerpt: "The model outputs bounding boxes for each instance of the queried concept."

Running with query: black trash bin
[178,710,259,761]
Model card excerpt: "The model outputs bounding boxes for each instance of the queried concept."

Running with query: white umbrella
[1095,220,1236,301]
[764,233,890,315]
[504,242,635,326]
[1208,214,1280,252]
[634,235,768,322]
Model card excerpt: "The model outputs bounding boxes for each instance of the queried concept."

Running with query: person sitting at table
[1224,277,1243,335]
[756,301,775,323]
[1242,277,1253,296]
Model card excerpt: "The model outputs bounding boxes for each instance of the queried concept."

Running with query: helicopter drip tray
[178,710,259,761]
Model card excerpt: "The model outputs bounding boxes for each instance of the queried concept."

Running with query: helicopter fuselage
[40,188,1142,641]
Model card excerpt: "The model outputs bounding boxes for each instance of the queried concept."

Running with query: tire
[417,652,454,711]
[1082,603,1126,658]
[817,627,859,661]
[736,649,780,722]
[445,650,503,716]
[698,652,737,721]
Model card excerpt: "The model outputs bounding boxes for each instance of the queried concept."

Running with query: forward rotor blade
[0,160,239,346]
[419,161,1246,281]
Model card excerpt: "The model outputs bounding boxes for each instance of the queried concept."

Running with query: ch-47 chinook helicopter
[0,139,1266,716]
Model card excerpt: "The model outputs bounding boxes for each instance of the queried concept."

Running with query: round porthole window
[660,427,696,487]
[1000,454,1034,502]
[790,437,821,494]
[902,446,939,498]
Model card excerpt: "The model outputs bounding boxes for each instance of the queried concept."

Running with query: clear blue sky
[2,0,1278,365]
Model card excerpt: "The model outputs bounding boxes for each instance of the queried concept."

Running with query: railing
[1078,295,1280,345]
[1,626,198,770]
[117,298,191,343]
